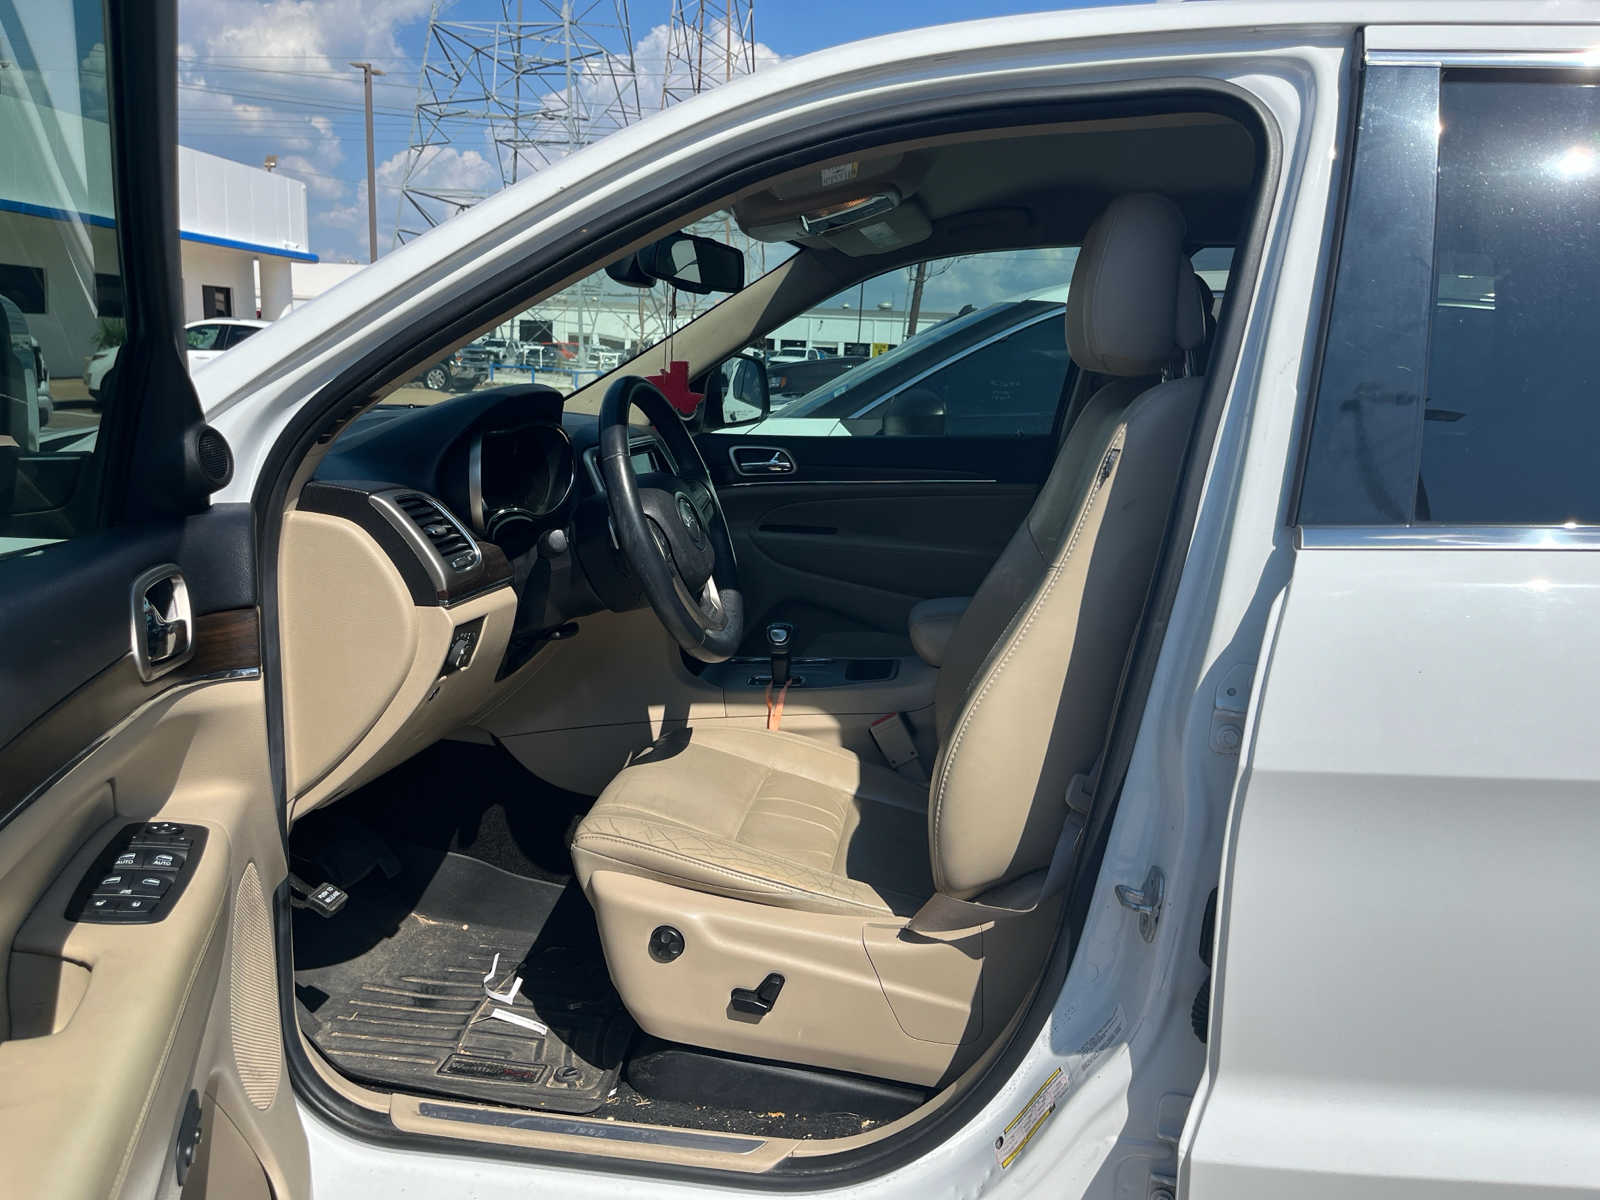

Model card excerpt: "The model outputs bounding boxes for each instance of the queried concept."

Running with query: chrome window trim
[1298,526,1600,551]
[1366,49,1600,70]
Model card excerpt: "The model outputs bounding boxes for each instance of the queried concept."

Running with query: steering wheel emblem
[676,495,706,547]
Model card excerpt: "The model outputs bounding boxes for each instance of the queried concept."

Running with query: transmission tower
[660,1,758,107]
[397,0,641,241]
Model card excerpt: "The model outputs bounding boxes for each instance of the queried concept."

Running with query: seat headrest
[1066,193,1205,377]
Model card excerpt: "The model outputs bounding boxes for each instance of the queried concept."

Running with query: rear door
[695,249,1075,657]
[1186,33,1600,1198]
[0,3,306,1196]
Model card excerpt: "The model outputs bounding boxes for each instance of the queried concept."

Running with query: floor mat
[294,851,632,1114]
[316,738,593,884]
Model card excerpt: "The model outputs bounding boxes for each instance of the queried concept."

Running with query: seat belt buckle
[869,712,920,770]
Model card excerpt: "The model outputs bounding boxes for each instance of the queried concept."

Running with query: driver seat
[571,194,1208,1085]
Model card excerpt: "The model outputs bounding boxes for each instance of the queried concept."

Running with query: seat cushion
[571,727,933,917]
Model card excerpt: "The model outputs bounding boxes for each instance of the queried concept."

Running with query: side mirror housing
[704,352,770,429]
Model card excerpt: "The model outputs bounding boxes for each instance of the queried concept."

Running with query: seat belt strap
[908,771,1094,938]
[868,712,925,780]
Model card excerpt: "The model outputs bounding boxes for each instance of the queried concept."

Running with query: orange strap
[765,680,791,731]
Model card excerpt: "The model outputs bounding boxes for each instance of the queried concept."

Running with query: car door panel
[718,481,1035,655]
[0,678,307,1200]
[699,431,1055,654]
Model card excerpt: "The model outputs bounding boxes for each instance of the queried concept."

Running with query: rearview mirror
[636,233,745,295]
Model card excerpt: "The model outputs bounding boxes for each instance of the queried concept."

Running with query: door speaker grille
[231,862,282,1110]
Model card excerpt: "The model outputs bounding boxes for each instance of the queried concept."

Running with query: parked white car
[82,317,268,405]
[6,5,1600,1200]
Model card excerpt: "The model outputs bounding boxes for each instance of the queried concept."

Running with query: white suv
[5,7,1600,1200]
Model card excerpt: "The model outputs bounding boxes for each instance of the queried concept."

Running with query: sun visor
[733,150,931,244]
[812,200,933,256]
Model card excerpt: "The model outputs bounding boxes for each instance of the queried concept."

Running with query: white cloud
[176,5,781,261]
[177,0,430,260]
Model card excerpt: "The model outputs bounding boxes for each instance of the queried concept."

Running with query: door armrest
[908,597,970,668]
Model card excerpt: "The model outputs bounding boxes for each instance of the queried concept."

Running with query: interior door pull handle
[130,564,194,682]
[730,446,797,477]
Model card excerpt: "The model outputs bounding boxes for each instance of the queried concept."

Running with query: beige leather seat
[572,193,1209,1085]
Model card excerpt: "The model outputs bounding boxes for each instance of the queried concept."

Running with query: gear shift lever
[765,622,794,689]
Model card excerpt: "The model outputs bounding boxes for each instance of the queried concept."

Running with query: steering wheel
[598,376,745,662]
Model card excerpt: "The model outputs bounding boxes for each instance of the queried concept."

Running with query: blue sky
[174,0,1119,263]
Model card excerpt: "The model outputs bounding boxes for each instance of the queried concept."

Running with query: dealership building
[0,95,315,380]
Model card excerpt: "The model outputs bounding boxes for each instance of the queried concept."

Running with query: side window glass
[1299,67,1600,527]
[1417,73,1600,524]
[0,0,124,553]
[223,325,259,349]
[711,247,1077,436]
[186,325,223,351]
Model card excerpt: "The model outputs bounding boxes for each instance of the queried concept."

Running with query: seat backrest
[928,193,1207,900]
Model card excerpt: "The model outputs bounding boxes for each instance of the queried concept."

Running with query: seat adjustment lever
[730,972,784,1017]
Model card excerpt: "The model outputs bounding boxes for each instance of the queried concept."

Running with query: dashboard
[308,383,674,676]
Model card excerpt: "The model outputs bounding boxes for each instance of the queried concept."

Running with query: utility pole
[350,61,385,262]
[905,260,928,338]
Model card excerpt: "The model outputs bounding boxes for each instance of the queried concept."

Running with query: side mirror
[637,233,745,295]
[704,352,770,429]
[878,385,946,437]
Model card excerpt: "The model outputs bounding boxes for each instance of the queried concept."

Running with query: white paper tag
[488,1008,549,1035]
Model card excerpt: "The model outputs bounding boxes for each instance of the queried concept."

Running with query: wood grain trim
[175,608,261,680]
[0,607,261,827]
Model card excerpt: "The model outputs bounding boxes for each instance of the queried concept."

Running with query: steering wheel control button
[68,823,208,924]
[648,925,685,963]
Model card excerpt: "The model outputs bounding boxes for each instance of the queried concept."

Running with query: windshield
[385,214,795,409]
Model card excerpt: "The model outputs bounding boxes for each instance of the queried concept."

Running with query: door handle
[130,564,194,681]
[730,446,797,477]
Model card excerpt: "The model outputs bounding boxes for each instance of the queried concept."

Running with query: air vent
[394,492,479,573]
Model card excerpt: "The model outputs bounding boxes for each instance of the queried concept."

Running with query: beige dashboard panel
[280,509,517,822]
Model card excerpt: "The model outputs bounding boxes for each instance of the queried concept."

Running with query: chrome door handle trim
[130,563,194,682]
[729,446,797,477]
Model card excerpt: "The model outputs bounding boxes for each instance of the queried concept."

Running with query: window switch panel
[67,824,207,925]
